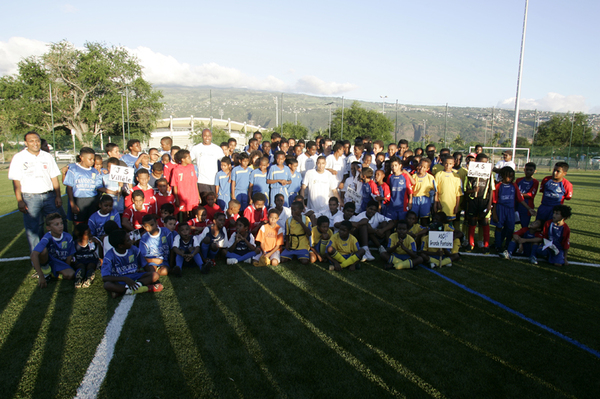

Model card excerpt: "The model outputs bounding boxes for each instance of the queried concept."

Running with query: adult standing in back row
[8,131,66,251]
[190,128,224,203]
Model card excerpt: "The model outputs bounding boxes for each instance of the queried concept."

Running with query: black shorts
[466,198,490,220]
[73,196,98,222]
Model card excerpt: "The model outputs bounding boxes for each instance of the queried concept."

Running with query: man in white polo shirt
[190,128,225,203]
[9,131,65,251]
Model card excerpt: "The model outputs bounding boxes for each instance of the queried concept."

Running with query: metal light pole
[490,107,495,143]
[281,93,284,133]
[49,83,56,157]
[395,99,399,142]
[341,96,344,140]
[444,103,448,147]
[274,96,278,128]
[380,95,388,114]
[125,87,130,141]
[120,92,126,149]
[510,0,529,159]
[210,89,213,130]
[568,113,575,161]
[325,102,334,138]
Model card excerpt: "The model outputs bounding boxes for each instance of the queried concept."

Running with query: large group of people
[9,128,574,297]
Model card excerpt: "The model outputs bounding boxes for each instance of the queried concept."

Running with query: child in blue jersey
[88,195,122,243]
[492,167,535,252]
[215,156,232,211]
[536,162,573,223]
[359,167,380,213]
[249,156,270,206]
[64,147,102,225]
[267,151,292,206]
[98,157,125,214]
[102,230,163,298]
[516,162,539,227]
[31,213,76,288]
[533,205,572,266]
[171,224,205,275]
[140,215,174,277]
[286,158,302,205]
[72,223,101,288]
[381,220,423,270]
[231,152,252,211]
[501,219,543,263]
[226,217,260,264]
[198,212,229,269]
[281,201,312,264]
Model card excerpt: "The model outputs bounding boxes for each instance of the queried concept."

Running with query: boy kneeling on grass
[532,204,572,266]
[140,215,174,277]
[381,220,423,270]
[325,221,365,272]
[31,213,76,288]
[500,219,543,264]
[102,230,163,298]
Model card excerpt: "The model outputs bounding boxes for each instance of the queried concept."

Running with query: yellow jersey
[388,233,417,255]
[412,173,437,198]
[285,216,311,251]
[434,171,463,217]
[327,233,360,256]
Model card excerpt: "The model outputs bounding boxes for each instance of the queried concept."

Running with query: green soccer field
[0,170,599,398]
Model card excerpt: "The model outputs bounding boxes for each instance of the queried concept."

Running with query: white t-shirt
[318,208,345,230]
[494,159,516,182]
[8,149,61,193]
[351,211,391,229]
[297,153,319,178]
[190,143,225,184]
[325,154,346,185]
[302,169,337,215]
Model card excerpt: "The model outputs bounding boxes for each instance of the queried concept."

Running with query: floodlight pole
[568,113,575,161]
[444,103,448,147]
[395,99,399,143]
[341,96,344,140]
[511,0,529,159]
[325,102,334,138]
[49,83,56,157]
[120,93,126,150]
[126,86,130,141]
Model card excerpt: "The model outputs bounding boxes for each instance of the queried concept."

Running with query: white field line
[458,252,600,267]
[75,295,135,399]
[0,256,29,262]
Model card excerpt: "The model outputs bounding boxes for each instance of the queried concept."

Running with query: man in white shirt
[300,156,340,215]
[493,151,516,182]
[190,129,225,201]
[8,131,65,251]
[325,143,346,189]
[297,141,319,178]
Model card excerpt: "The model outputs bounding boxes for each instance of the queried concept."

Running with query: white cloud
[294,75,358,96]
[0,37,47,76]
[498,92,589,113]
[60,4,78,13]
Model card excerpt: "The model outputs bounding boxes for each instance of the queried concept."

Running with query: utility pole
[49,83,56,157]
[120,92,126,150]
[490,107,495,145]
[444,103,448,147]
[395,99,399,143]
[125,87,130,141]
[294,103,298,125]
[568,112,575,161]
[325,102,334,138]
[380,95,388,114]
[511,0,530,158]
[281,93,284,133]
[210,89,213,130]
[274,96,278,128]
[341,96,344,140]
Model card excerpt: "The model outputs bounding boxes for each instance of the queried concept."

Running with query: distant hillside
[158,86,599,145]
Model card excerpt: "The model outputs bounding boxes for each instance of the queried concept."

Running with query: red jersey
[163,161,177,184]
[156,217,179,229]
[124,185,156,211]
[243,204,268,231]
[376,182,391,205]
[155,190,178,215]
[171,164,200,212]
[542,220,570,250]
[187,217,212,235]
[204,203,223,222]
[225,213,240,236]
[123,203,155,230]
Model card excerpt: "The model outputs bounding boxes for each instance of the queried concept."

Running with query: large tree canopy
[329,101,393,143]
[0,41,163,146]
[534,112,592,148]
[273,122,309,140]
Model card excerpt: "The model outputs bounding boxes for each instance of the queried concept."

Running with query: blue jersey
[288,171,302,205]
[121,154,138,169]
[267,165,291,204]
[495,183,519,209]
[250,169,269,199]
[172,234,195,253]
[231,166,251,194]
[540,177,573,207]
[140,227,173,264]
[101,246,141,277]
[215,171,231,201]
[387,173,411,209]
[64,164,102,198]
[88,209,122,238]
[33,232,76,261]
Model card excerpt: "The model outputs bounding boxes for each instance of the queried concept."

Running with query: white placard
[345,185,362,205]
[467,161,492,179]
[109,165,135,184]
[428,231,454,249]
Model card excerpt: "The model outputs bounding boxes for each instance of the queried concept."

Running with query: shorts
[73,196,98,222]
[385,206,407,221]
[467,198,491,220]
[147,261,169,270]
[115,272,147,285]
[314,240,328,256]
[281,249,310,260]
[48,257,73,275]
[412,196,431,219]
[536,204,554,223]
[254,250,280,262]
[389,253,410,263]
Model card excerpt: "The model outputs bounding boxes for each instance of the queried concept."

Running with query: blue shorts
[389,253,410,263]
[412,196,431,218]
[281,249,310,260]
[385,206,407,221]
[146,261,169,270]
[115,272,147,285]
[536,204,554,223]
[48,257,73,275]
[235,192,249,211]
[536,247,565,265]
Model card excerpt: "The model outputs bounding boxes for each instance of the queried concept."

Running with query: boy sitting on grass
[140,215,174,277]
[310,216,333,263]
[281,201,312,265]
[225,199,242,237]
[102,230,163,298]
[381,220,423,270]
[421,226,461,269]
[73,223,101,289]
[532,204,572,266]
[500,219,543,263]
[226,217,260,265]
[325,221,365,271]
[31,213,76,288]
[171,224,205,275]
[254,209,284,266]
[198,212,229,270]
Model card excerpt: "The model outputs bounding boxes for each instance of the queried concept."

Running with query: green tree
[0,41,163,147]
[329,101,393,143]
[273,122,309,140]
[534,113,592,148]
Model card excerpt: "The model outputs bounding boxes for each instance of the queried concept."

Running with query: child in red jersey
[161,153,175,184]
[154,177,178,217]
[374,169,391,213]
[122,190,156,232]
[225,199,241,237]
[171,150,200,221]
[187,206,211,235]
[243,193,268,236]
[124,169,156,211]
[204,192,223,223]
[515,162,539,227]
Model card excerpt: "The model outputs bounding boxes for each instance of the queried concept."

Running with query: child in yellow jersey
[434,155,463,221]
[421,229,461,268]
[381,220,423,270]
[406,210,428,248]
[281,201,312,264]
[412,158,437,226]
[310,216,333,263]
[326,221,365,271]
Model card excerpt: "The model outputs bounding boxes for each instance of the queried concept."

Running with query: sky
[1,0,598,113]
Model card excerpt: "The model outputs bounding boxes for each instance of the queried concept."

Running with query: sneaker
[482,247,490,254]
[378,245,387,254]
[244,258,253,264]
[446,263,452,267]
[501,250,511,260]
[477,240,484,249]
[148,283,164,293]
[227,258,238,265]
[364,250,375,262]
[361,255,367,262]
[125,283,145,295]
[430,262,437,269]
[529,256,538,265]
[329,265,335,271]
[82,272,95,288]
[74,269,84,289]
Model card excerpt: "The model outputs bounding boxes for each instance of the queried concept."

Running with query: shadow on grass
[0,281,57,398]
[0,260,35,317]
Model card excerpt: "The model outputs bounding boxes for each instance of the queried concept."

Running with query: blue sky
[1,0,598,112]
